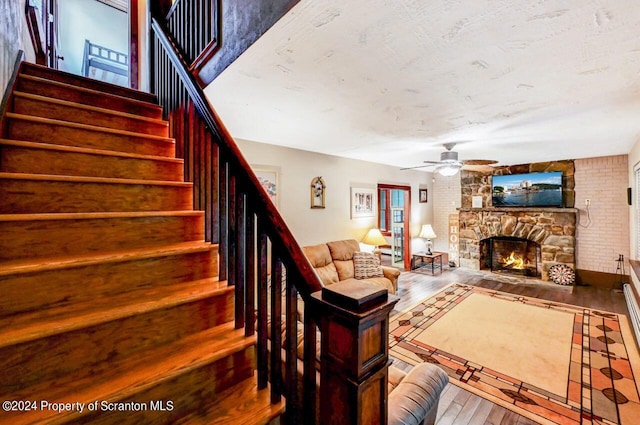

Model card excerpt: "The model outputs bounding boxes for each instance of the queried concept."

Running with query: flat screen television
[491,171,563,207]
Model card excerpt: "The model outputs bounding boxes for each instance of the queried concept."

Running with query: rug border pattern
[389,283,640,425]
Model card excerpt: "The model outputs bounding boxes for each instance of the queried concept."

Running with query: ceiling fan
[401,142,498,176]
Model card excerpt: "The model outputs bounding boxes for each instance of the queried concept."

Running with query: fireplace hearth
[481,236,540,277]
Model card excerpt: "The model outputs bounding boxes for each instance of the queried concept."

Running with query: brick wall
[432,173,461,255]
[574,155,629,274]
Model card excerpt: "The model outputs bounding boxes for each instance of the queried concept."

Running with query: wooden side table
[411,252,443,275]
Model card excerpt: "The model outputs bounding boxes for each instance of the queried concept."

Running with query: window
[378,187,405,235]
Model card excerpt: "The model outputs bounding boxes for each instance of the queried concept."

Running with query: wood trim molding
[575,268,629,290]
[129,0,138,89]
[25,6,46,65]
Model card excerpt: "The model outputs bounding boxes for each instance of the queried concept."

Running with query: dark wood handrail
[1,51,25,137]
[150,16,322,300]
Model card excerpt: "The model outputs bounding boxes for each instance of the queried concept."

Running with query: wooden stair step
[0,277,231,347]
[12,92,169,137]
[176,376,285,425]
[0,139,184,181]
[0,279,234,396]
[0,242,219,317]
[20,62,157,104]
[0,240,215,277]
[5,113,176,157]
[0,210,203,261]
[0,172,193,213]
[16,74,163,119]
[0,323,256,425]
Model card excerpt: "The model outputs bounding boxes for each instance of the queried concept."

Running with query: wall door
[378,184,411,270]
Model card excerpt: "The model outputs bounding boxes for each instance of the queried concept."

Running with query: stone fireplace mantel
[459,207,578,213]
[457,208,577,281]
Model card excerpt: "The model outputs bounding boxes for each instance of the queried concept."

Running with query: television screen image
[492,171,563,207]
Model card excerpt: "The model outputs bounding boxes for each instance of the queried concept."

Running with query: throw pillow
[353,251,384,279]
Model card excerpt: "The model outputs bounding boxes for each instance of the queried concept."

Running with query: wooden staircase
[0,63,284,424]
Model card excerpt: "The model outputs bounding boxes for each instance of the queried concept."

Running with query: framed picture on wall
[351,187,375,218]
[254,167,279,208]
[419,188,428,203]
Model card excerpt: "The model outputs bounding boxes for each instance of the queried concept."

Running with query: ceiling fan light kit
[400,142,498,175]
[435,163,461,176]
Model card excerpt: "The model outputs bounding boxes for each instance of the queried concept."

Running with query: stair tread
[0,171,192,186]
[6,112,175,142]
[0,210,203,222]
[21,62,158,103]
[2,322,255,425]
[0,139,183,163]
[0,241,216,277]
[176,376,285,425]
[18,74,163,112]
[0,278,230,347]
[14,91,169,126]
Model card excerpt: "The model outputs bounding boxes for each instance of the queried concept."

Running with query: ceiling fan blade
[462,159,498,166]
[462,163,495,172]
[400,164,436,170]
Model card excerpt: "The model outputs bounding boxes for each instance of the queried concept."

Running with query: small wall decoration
[310,176,326,209]
[351,187,375,218]
[548,264,576,285]
[253,167,279,208]
[472,196,483,208]
[419,188,428,203]
[448,214,459,266]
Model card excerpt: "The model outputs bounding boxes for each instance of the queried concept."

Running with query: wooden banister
[149,4,394,424]
[150,15,322,298]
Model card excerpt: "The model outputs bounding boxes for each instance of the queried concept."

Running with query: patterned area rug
[389,283,640,425]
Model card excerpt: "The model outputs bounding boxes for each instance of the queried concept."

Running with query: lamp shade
[362,228,387,246]
[418,224,437,239]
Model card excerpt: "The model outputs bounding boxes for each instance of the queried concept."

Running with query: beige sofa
[294,239,448,425]
[302,239,400,294]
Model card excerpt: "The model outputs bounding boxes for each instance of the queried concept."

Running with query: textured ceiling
[204,0,640,169]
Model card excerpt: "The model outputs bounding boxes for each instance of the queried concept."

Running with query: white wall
[630,140,640,261]
[57,0,128,76]
[628,140,640,304]
[236,139,432,249]
[1,0,36,94]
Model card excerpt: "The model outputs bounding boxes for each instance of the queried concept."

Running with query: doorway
[378,184,411,270]
[40,0,138,88]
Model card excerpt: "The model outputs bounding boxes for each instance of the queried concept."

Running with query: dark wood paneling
[576,268,629,289]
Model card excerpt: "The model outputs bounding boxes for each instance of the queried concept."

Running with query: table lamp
[418,224,437,255]
[361,228,387,260]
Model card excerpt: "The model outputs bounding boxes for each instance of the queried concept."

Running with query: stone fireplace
[459,208,576,281]
[458,161,577,281]
[481,236,540,277]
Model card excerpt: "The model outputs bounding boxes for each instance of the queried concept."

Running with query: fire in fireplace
[481,236,540,277]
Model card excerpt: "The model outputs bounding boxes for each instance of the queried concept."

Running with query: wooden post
[311,281,398,425]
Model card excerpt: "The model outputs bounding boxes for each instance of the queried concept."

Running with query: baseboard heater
[623,284,640,349]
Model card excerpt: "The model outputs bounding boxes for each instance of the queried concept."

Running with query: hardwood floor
[388,261,629,425]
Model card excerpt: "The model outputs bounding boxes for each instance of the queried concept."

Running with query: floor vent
[623,284,640,349]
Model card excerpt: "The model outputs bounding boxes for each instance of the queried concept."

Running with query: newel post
[311,281,398,425]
